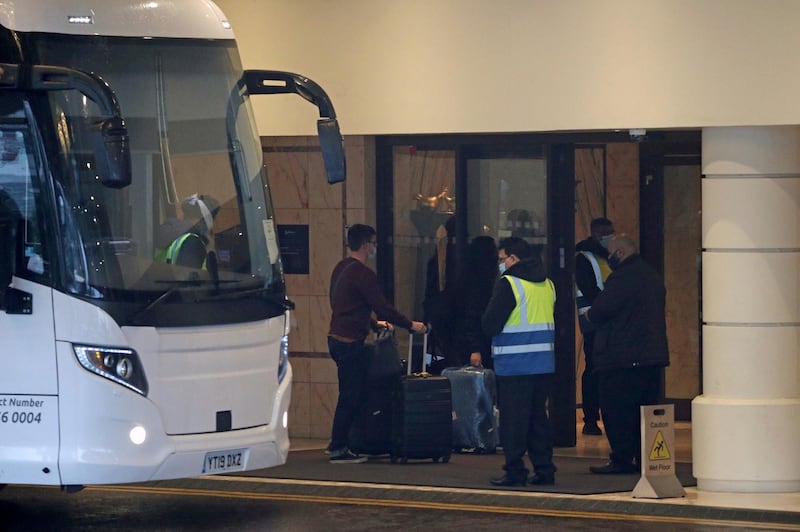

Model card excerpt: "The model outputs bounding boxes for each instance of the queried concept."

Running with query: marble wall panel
[309,209,346,296]
[309,382,338,439]
[309,142,344,209]
[288,381,311,437]
[290,356,311,383]
[264,137,309,209]
[309,355,338,384]
[288,295,312,353]
[606,143,640,243]
[346,208,367,228]
[308,209,346,295]
[309,295,333,354]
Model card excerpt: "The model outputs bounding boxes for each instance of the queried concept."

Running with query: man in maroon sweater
[327,224,426,463]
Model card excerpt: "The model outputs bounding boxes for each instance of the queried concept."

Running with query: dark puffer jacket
[586,254,669,371]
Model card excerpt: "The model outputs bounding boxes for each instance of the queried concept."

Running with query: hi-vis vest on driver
[491,275,556,376]
[155,232,205,265]
[575,251,611,316]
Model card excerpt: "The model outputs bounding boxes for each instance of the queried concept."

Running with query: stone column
[693,126,800,492]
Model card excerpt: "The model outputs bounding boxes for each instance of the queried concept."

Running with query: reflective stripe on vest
[492,275,556,376]
[161,232,206,268]
[575,251,610,315]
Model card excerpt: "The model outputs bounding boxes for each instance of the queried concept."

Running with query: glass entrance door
[463,144,577,447]
[466,156,549,263]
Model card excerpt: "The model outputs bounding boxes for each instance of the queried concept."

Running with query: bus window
[0,126,48,280]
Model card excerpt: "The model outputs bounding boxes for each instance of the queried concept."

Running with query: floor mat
[238,450,696,495]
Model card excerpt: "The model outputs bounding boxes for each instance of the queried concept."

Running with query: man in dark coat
[585,235,669,474]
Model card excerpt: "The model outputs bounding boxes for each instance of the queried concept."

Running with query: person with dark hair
[586,235,670,475]
[575,216,615,436]
[155,193,220,268]
[482,236,557,486]
[451,235,498,368]
[327,223,426,463]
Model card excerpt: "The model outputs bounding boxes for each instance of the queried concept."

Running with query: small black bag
[367,327,403,381]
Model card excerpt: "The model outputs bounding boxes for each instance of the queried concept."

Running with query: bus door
[0,105,60,485]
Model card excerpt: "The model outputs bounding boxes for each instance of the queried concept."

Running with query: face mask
[498,261,507,275]
[599,235,613,250]
[367,249,377,260]
[608,252,621,270]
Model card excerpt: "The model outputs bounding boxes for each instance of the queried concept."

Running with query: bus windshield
[24,34,284,325]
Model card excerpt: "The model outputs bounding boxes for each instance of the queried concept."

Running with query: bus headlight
[74,345,149,396]
[278,334,289,384]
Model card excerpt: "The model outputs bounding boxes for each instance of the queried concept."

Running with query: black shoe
[528,472,555,485]
[582,422,602,436]
[490,474,527,487]
[589,461,638,474]
[329,448,367,464]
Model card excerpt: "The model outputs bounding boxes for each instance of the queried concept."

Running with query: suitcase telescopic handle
[406,326,430,376]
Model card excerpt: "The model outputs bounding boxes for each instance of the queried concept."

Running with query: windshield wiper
[201,285,294,310]
[131,278,237,324]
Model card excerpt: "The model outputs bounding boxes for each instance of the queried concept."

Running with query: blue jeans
[328,337,370,452]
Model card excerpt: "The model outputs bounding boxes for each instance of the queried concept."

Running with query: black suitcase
[391,331,452,464]
[349,376,395,456]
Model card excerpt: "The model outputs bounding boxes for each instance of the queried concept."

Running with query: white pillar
[693,126,800,492]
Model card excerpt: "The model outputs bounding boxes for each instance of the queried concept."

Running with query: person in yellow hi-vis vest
[575,217,614,436]
[155,194,220,268]
[482,237,557,487]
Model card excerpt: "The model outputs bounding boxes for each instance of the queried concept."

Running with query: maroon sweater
[328,257,413,341]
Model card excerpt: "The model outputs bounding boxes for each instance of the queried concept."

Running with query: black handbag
[367,327,403,380]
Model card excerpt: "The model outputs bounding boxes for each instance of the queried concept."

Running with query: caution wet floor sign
[632,404,686,499]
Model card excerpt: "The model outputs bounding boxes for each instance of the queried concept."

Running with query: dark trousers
[496,373,556,480]
[597,365,661,465]
[580,331,600,424]
[328,337,369,452]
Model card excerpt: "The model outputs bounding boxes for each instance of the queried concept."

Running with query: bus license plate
[202,448,247,474]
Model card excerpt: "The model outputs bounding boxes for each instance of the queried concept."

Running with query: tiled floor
[290,417,800,515]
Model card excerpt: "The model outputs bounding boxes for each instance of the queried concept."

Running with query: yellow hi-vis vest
[575,251,611,316]
[155,232,206,268]
[491,275,556,376]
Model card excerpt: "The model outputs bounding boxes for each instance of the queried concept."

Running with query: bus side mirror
[92,116,132,188]
[242,71,347,185]
[318,119,346,184]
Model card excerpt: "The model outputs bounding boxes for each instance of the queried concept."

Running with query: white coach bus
[0,0,345,490]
